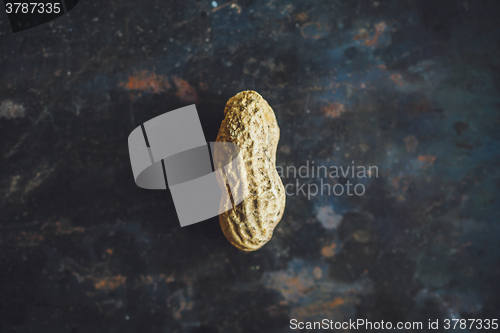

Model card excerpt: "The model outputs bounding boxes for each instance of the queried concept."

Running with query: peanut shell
[215,90,286,251]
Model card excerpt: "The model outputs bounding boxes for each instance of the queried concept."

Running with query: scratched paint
[120,71,171,94]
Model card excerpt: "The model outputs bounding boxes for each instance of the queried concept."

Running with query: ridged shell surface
[215,90,286,251]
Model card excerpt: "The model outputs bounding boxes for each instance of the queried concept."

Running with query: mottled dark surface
[1,0,500,332]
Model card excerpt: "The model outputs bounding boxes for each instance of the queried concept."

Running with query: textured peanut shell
[215,90,286,251]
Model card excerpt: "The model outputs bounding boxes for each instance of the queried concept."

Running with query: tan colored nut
[215,90,286,251]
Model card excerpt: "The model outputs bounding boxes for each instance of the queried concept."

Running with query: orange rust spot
[121,71,171,94]
[295,12,309,22]
[140,275,154,285]
[159,273,175,283]
[53,220,86,234]
[138,274,175,285]
[330,297,345,307]
[418,155,436,165]
[291,297,346,320]
[265,304,283,317]
[404,135,418,153]
[25,233,44,243]
[230,3,242,14]
[267,273,315,303]
[392,175,412,192]
[312,266,323,279]
[390,73,404,86]
[93,275,126,291]
[321,102,346,118]
[173,76,199,104]
[321,243,337,257]
[198,82,209,91]
[353,29,370,41]
[106,248,113,255]
[287,276,310,293]
[365,22,387,46]
[300,22,324,40]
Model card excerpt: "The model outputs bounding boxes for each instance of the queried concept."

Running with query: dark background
[1,0,500,332]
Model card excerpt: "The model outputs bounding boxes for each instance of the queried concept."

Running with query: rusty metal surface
[1,0,499,332]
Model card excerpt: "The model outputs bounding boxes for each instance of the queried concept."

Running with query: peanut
[215,90,286,251]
